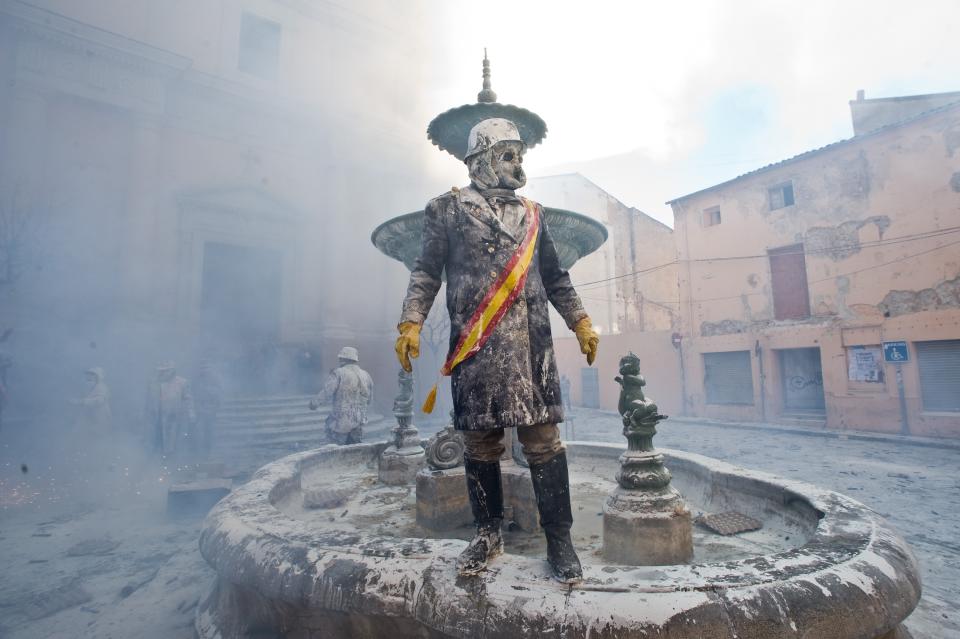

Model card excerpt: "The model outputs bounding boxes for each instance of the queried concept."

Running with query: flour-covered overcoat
[322,363,374,433]
[400,185,587,431]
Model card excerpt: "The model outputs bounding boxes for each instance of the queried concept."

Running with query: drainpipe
[679,203,695,416]
[673,332,687,415]
[755,339,766,421]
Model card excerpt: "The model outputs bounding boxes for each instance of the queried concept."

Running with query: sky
[419,0,960,225]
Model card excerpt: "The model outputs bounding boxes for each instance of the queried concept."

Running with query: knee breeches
[462,423,563,465]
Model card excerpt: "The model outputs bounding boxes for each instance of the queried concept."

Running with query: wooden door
[768,244,810,320]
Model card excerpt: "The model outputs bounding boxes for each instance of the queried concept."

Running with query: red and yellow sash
[421,197,540,413]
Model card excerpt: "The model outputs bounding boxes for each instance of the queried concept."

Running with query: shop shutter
[704,351,754,405]
[916,340,960,412]
[581,367,600,409]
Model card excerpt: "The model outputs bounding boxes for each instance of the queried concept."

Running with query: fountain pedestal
[378,369,425,485]
[416,421,539,532]
[603,448,693,564]
[603,353,693,565]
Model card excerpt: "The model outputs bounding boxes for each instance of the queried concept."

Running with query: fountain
[196,393,920,638]
[371,54,608,274]
[195,58,921,638]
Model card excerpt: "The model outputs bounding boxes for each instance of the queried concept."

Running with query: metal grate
[697,511,763,536]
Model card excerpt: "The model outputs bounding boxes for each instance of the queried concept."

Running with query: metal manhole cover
[697,511,762,536]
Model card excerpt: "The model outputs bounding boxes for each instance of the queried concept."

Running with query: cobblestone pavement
[564,408,959,639]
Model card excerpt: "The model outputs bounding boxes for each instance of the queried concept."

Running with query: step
[779,410,827,428]
[218,414,327,430]
[218,400,330,415]
[217,411,384,431]
[223,395,316,408]
[214,423,393,451]
[217,426,325,445]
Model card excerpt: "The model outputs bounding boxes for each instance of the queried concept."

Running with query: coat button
[487,245,495,254]
[489,270,497,278]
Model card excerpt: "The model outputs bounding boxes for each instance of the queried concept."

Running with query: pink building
[667,92,960,437]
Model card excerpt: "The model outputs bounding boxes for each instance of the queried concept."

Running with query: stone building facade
[0,0,437,419]
[524,173,678,410]
[523,173,677,335]
[668,92,960,437]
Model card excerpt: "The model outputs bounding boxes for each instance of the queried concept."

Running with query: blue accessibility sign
[882,341,909,363]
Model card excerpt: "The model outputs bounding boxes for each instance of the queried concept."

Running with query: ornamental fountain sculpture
[378,369,425,485]
[371,54,608,276]
[603,352,693,564]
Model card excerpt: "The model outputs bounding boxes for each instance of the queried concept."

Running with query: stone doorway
[200,241,283,393]
[778,347,825,412]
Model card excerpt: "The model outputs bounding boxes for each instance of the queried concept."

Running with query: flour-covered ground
[0,432,213,639]
[1,411,955,638]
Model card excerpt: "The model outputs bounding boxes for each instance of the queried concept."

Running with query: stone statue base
[378,444,425,486]
[416,461,539,532]
[602,449,693,565]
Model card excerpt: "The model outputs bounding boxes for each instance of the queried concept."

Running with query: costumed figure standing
[395,118,599,583]
[309,347,374,445]
[71,367,112,436]
[146,361,195,456]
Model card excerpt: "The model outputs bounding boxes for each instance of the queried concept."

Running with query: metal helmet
[464,118,524,161]
[337,346,359,362]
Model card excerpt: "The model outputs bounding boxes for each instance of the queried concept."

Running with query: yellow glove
[395,321,422,372]
[574,317,599,366]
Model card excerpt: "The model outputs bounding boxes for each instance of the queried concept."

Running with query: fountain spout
[378,368,426,485]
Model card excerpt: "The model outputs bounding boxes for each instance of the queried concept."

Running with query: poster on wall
[847,345,885,383]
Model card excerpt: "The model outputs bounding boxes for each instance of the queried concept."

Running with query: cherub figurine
[614,353,667,442]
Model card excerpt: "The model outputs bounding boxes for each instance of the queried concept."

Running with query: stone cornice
[0,0,191,76]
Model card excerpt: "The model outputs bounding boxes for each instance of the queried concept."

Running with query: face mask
[491,142,526,190]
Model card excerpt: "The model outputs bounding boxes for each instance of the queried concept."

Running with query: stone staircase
[211,395,387,475]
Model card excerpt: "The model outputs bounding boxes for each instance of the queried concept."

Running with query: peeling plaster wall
[670,102,960,437]
[879,275,960,318]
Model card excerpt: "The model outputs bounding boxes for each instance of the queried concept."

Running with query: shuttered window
[916,340,960,412]
[704,351,754,405]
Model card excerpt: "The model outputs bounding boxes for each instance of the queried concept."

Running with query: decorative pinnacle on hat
[478,48,497,104]
[426,52,548,161]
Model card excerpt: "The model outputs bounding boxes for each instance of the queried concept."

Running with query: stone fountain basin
[197,441,920,639]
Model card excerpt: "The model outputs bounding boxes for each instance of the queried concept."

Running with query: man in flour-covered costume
[395,118,599,583]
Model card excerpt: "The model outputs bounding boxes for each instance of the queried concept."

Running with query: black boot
[456,458,505,576]
[529,452,583,584]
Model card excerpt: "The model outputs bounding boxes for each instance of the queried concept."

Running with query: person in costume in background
[395,118,599,583]
[309,346,373,445]
[146,361,195,457]
[71,367,112,436]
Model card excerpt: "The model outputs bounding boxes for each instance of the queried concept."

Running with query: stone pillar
[602,353,693,565]
[379,368,425,485]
